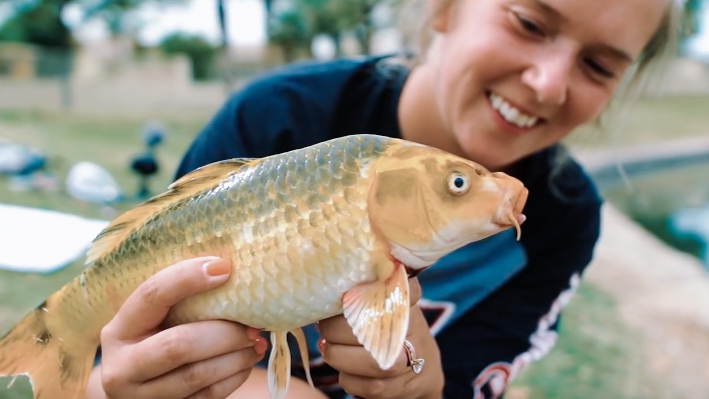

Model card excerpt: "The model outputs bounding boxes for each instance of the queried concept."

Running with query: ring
[403,340,425,374]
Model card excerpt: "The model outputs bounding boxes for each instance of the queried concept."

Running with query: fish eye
[447,172,469,195]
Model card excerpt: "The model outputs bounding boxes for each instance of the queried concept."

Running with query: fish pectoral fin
[289,327,315,390]
[267,330,292,399]
[342,262,410,371]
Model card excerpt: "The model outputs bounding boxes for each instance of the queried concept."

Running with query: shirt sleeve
[174,74,326,179]
[435,180,602,399]
[174,84,281,178]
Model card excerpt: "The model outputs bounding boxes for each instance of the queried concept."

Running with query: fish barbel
[0,134,528,399]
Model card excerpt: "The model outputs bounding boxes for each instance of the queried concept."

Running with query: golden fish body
[82,134,385,333]
[0,134,528,399]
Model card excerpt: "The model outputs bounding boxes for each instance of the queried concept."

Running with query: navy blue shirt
[175,55,603,399]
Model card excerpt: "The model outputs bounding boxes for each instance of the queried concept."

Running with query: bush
[159,33,219,81]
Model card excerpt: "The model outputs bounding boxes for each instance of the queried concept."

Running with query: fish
[0,134,528,399]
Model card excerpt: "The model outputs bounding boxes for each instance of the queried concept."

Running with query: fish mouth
[405,265,429,278]
[493,186,529,241]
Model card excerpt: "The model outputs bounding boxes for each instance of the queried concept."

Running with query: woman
[85,0,682,398]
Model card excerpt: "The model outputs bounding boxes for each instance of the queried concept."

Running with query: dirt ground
[585,204,709,399]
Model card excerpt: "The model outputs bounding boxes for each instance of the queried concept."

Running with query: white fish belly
[166,177,379,330]
[168,219,379,331]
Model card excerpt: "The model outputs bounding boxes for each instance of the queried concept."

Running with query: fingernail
[246,327,261,341]
[317,338,326,354]
[203,258,230,277]
[254,338,267,355]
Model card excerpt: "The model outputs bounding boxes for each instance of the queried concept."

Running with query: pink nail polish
[246,327,261,341]
[203,258,230,276]
[254,338,267,355]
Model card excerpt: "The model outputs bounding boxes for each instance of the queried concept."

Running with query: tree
[268,0,385,58]
[327,0,380,54]
[684,0,703,37]
[160,33,220,81]
[0,0,73,49]
[0,0,187,49]
[269,6,310,62]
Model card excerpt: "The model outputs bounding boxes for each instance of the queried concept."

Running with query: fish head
[369,142,528,272]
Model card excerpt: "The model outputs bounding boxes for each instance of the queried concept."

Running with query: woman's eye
[584,58,614,79]
[515,13,545,37]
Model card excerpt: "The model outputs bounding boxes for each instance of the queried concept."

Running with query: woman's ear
[428,0,455,33]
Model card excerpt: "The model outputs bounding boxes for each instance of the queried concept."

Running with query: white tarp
[0,203,109,273]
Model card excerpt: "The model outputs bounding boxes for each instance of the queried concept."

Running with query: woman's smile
[485,90,545,136]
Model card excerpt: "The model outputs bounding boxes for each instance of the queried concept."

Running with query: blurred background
[0,0,708,398]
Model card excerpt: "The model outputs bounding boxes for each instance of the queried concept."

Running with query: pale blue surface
[671,204,709,267]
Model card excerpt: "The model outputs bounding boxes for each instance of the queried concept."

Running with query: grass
[508,283,674,399]
[565,95,709,148]
[0,94,707,398]
[0,108,209,219]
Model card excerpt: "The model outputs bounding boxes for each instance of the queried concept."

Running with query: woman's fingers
[186,368,254,399]
[93,256,272,399]
[321,340,409,378]
[317,313,357,345]
[136,347,263,399]
[103,256,232,343]
[409,277,422,306]
[338,372,412,399]
[319,305,444,399]
[128,320,258,381]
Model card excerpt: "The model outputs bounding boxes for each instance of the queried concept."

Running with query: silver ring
[403,340,425,374]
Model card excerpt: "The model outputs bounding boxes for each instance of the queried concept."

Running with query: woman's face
[417,0,667,170]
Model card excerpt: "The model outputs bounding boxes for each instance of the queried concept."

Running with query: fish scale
[0,134,529,399]
[154,137,381,330]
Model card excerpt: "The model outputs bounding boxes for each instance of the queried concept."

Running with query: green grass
[508,283,674,399]
[0,108,210,219]
[565,95,709,148]
[0,95,707,398]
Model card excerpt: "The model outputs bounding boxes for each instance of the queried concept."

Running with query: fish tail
[0,295,96,399]
[267,330,291,399]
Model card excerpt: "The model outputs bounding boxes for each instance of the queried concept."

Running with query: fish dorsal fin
[85,158,256,264]
[167,158,255,190]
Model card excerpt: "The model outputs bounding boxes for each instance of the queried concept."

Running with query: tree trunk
[264,0,274,37]
[281,43,295,63]
[217,0,234,92]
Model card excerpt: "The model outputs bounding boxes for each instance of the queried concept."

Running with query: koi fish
[0,134,528,399]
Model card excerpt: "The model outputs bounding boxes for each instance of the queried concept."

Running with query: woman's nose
[521,50,574,106]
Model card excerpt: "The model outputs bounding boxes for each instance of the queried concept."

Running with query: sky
[64,0,267,47]
[1,0,709,56]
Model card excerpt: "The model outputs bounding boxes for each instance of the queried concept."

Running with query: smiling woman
[83,1,685,399]
[397,0,680,171]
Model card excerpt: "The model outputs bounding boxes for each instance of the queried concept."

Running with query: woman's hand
[85,257,268,399]
[317,277,444,399]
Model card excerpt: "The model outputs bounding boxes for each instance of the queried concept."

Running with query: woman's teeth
[488,92,539,128]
